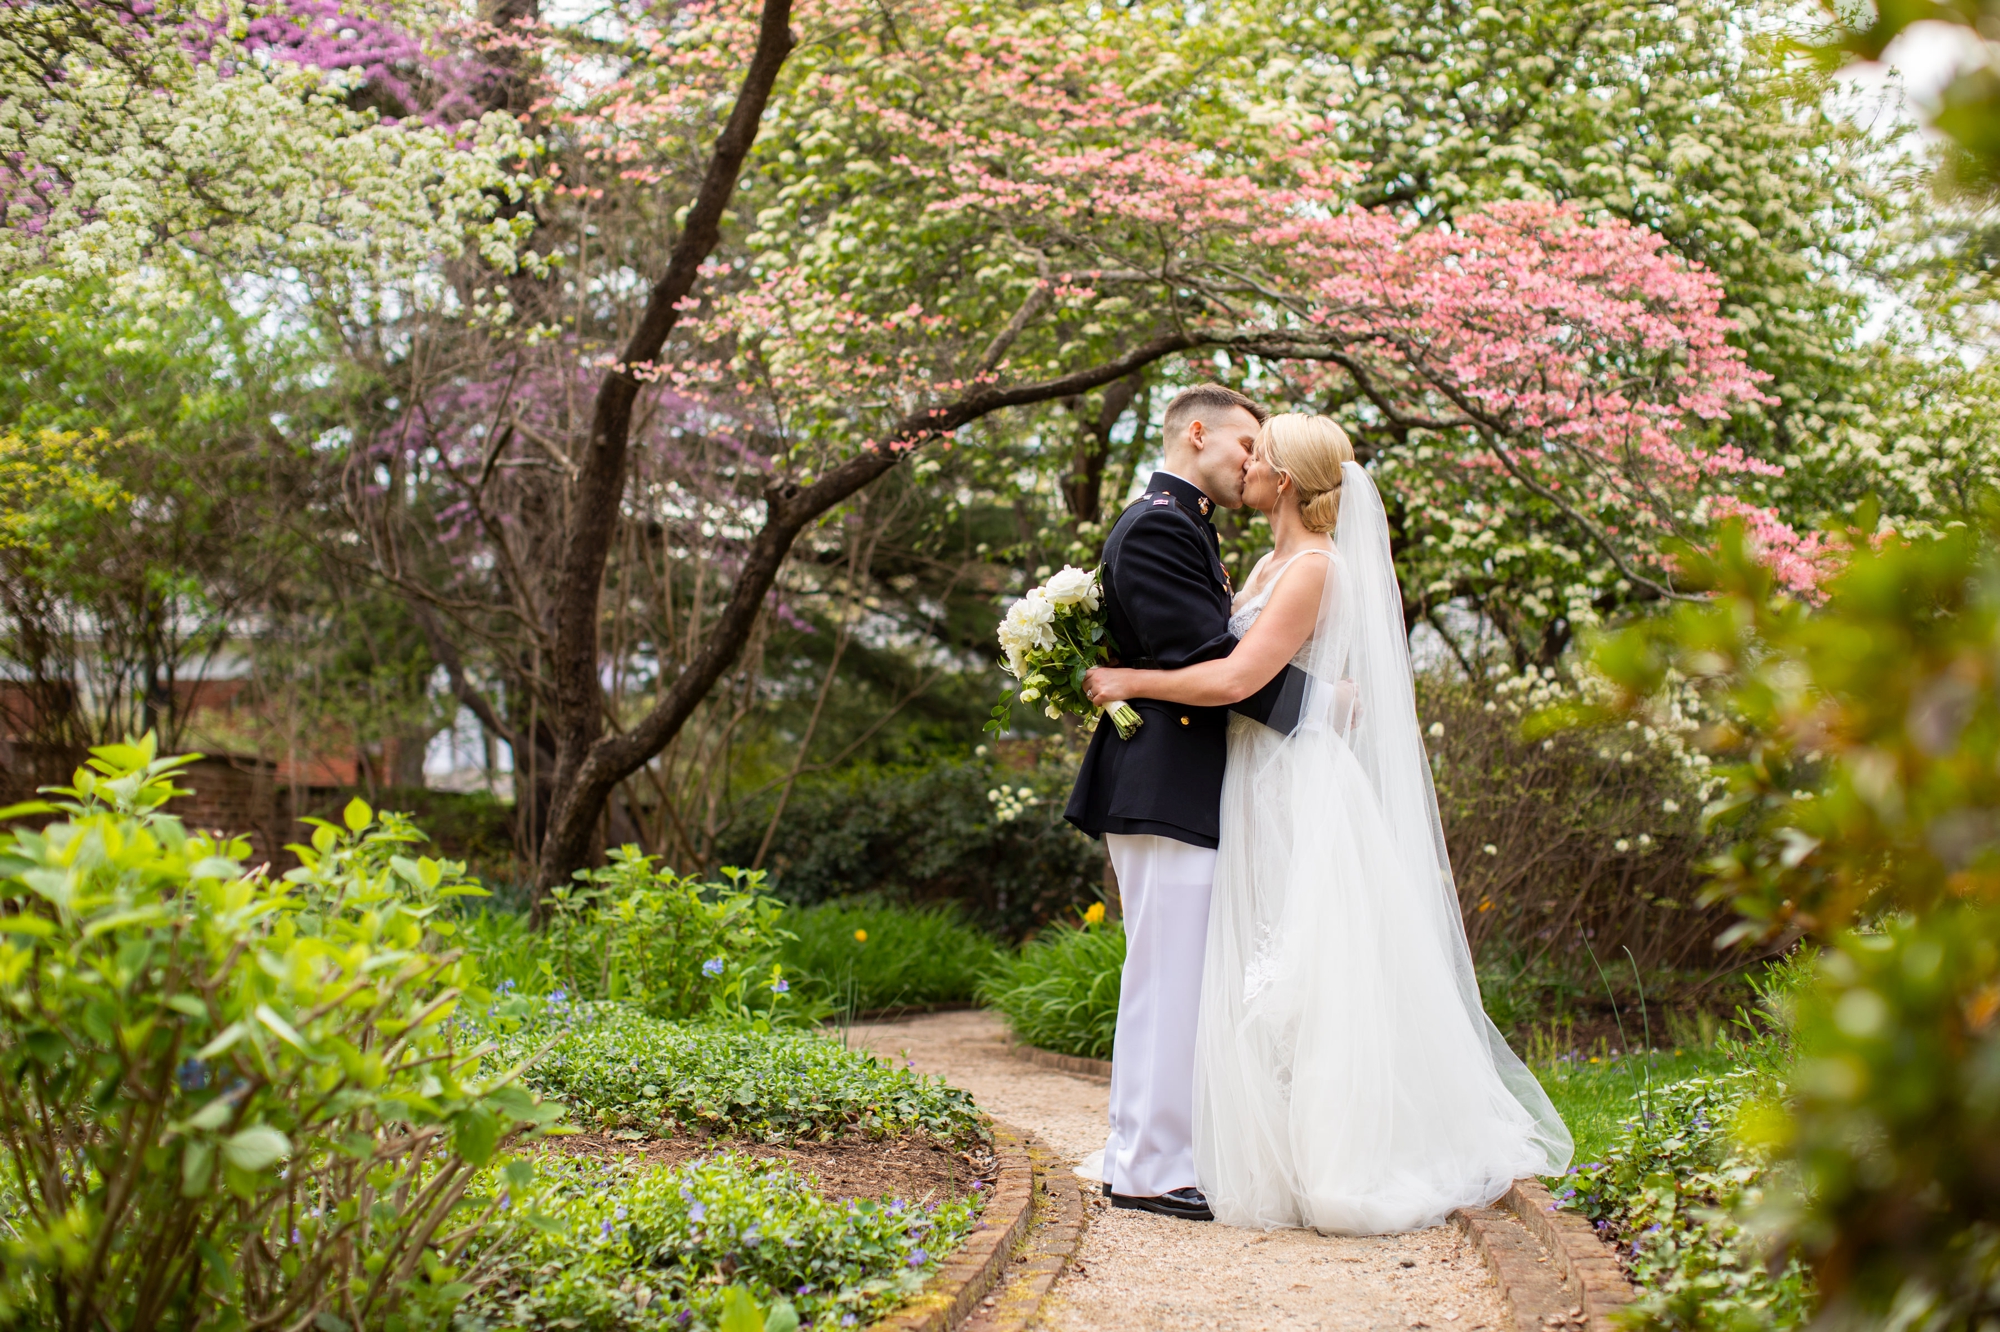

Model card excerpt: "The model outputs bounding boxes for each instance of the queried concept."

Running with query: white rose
[1011,590,1058,650]
[996,616,1034,678]
[1044,565,1095,607]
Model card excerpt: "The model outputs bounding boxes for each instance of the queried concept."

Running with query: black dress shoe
[1109,1186,1214,1221]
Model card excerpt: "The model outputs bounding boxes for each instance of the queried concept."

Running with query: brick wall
[0,743,343,870]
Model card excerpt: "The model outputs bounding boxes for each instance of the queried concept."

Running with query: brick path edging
[1450,1178,1636,1332]
[1502,1179,1635,1329]
[1004,1040,1112,1082]
[868,1122,1038,1332]
[959,1140,1087,1331]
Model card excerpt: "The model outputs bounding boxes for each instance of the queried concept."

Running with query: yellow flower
[1082,902,1106,925]
[854,929,868,943]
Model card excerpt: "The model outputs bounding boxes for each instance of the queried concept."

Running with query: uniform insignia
[1197,496,1212,518]
[1152,496,1173,506]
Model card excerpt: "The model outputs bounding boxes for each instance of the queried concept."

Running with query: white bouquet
[986,565,1142,740]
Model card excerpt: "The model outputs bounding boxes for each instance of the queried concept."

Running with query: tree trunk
[531,334,1200,905]
[527,0,797,918]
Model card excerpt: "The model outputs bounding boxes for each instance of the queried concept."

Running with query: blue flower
[177,1059,208,1091]
[772,978,790,993]
[796,1285,811,1297]
[841,1317,857,1327]
[703,958,726,977]
[906,1249,929,1267]
[689,1202,707,1222]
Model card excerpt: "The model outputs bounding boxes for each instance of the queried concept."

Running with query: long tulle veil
[1295,462,1573,1174]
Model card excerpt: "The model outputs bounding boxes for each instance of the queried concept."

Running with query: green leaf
[222,1124,291,1172]
[0,913,53,937]
[453,1106,501,1166]
[719,1286,767,1332]
[184,1098,234,1132]
[764,1299,799,1332]
[255,1004,312,1055]
[343,797,372,832]
[195,1021,248,1060]
[181,1140,214,1196]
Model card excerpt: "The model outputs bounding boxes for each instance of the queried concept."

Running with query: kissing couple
[1062,384,1574,1234]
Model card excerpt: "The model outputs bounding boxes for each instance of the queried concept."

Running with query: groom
[1064,383,1304,1222]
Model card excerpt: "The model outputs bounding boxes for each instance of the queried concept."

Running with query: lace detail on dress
[1229,547,1333,663]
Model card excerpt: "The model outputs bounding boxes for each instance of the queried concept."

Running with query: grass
[779,899,1002,1014]
[978,919,1124,1060]
[461,906,543,994]
[1532,1045,1739,1168]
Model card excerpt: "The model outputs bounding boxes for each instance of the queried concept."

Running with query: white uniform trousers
[1102,831,1217,1198]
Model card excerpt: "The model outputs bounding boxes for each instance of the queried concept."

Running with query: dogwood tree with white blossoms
[0,0,540,318]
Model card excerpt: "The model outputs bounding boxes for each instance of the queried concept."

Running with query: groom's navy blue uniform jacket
[1064,472,1306,849]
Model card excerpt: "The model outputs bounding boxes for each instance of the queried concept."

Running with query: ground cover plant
[489,1002,984,1145]
[1559,1069,1811,1332]
[778,899,1001,1014]
[0,741,564,1330]
[978,913,1122,1060]
[470,1152,977,1331]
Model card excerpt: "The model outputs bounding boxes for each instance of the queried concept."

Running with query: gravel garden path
[849,1010,1512,1332]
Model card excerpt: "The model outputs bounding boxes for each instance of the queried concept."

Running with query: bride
[1083,413,1572,1234]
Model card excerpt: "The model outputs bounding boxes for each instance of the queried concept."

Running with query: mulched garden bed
[541,1129,995,1206]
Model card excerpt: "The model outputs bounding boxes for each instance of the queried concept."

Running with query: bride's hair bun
[1257,413,1356,534]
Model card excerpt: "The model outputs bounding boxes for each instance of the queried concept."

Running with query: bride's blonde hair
[1257,413,1356,534]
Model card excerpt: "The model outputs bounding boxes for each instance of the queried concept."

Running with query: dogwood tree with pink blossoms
[347,0,1823,896]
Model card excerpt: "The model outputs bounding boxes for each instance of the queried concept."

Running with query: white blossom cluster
[0,0,541,321]
[986,784,1039,823]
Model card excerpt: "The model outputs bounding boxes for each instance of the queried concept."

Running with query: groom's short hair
[1162,383,1267,446]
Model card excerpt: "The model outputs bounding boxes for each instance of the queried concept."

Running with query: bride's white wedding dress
[1192,462,1571,1234]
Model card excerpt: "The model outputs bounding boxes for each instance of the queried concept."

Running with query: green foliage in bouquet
[979,912,1124,1060]
[540,850,819,1027]
[470,1153,978,1332]
[0,736,563,1331]
[489,1003,985,1144]
[1565,502,2000,1330]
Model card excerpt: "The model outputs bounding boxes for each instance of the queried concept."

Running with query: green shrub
[0,738,561,1331]
[717,757,1103,939]
[489,1003,984,1144]
[540,850,815,1026]
[1558,1071,1812,1331]
[779,900,1001,1013]
[1573,506,2000,1327]
[979,917,1123,1060]
[471,1153,977,1332]
[1422,676,1725,977]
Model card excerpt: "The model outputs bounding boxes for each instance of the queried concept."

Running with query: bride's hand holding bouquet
[986,565,1143,740]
